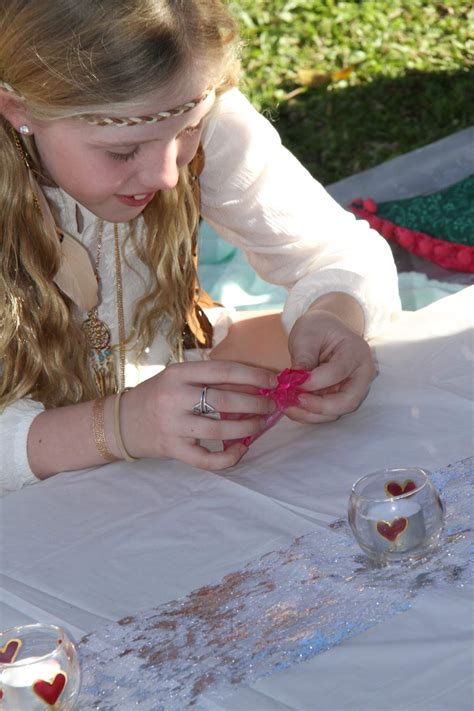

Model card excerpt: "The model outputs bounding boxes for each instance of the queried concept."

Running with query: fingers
[287,350,376,422]
[292,328,375,394]
[291,355,319,373]
[168,360,278,390]
[285,408,340,424]
[179,441,248,471]
[139,360,278,467]
[188,386,276,416]
[290,372,372,420]
[298,357,355,392]
[183,414,266,441]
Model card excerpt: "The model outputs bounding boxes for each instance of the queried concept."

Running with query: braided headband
[0,80,211,126]
[80,89,212,126]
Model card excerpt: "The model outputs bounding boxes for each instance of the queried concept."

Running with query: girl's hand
[121,360,278,470]
[286,309,377,423]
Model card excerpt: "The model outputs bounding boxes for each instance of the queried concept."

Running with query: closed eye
[106,120,203,161]
[108,146,139,162]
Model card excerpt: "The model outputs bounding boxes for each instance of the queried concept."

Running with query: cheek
[38,141,123,194]
[33,136,64,182]
[78,158,127,192]
[35,135,84,185]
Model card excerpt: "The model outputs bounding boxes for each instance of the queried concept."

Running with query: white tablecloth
[1,288,473,710]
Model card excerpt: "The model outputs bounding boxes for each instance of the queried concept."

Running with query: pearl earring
[19,125,31,135]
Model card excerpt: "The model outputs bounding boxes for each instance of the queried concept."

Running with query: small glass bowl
[348,467,444,564]
[0,623,81,710]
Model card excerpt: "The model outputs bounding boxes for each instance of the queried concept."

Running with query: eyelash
[107,122,202,162]
[109,146,139,162]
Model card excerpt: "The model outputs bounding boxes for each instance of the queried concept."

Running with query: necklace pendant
[83,309,117,396]
[82,221,126,397]
[83,310,111,350]
[93,361,117,398]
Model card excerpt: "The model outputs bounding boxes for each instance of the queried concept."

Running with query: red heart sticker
[384,479,417,497]
[0,639,22,664]
[33,672,67,706]
[376,517,408,542]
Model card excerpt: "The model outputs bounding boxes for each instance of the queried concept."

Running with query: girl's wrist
[305,292,365,336]
[101,395,121,460]
[99,389,142,462]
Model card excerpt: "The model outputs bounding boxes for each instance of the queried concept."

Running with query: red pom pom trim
[362,198,378,213]
[349,200,474,272]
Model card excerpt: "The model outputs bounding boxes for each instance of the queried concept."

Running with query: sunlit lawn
[231,0,473,183]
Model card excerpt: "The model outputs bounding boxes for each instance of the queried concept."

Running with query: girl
[0,0,400,494]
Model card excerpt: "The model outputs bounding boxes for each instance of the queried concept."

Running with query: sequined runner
[78,457,472,710]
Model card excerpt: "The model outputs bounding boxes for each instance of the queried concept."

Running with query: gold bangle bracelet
[114,388,140,462]
[92,397,119,462]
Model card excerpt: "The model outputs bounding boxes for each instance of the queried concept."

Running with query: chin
[88,204,145,224]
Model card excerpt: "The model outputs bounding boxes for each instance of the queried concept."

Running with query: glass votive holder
[348,467,444,564]
[0,623,81,710]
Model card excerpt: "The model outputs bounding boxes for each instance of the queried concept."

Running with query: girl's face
[27,80,216,223]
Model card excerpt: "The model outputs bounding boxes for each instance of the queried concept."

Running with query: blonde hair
[0,0,240,409]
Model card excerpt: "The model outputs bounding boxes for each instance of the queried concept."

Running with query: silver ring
[192,385,217,415]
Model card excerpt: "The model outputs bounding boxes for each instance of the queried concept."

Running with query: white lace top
[0,89,401,494]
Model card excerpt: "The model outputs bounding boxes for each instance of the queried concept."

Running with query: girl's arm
[27,396,117,478]
[200,88,401,340]
[3,360,279,490]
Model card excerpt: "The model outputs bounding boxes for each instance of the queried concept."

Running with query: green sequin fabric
[376,174,474,246]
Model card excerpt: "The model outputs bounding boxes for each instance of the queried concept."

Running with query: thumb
[290,352,318,372]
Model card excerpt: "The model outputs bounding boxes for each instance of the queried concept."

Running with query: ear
[0,89,32,132]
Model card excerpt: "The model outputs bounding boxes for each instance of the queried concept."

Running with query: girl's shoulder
[202,88,278,152]
[205,87,260,124]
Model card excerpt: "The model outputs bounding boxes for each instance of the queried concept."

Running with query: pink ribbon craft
[223,368,310,449]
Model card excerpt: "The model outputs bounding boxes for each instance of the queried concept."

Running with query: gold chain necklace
[113,223,126,391]
[82,222,126,396]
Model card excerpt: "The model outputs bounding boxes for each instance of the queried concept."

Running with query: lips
[116,192,155,207]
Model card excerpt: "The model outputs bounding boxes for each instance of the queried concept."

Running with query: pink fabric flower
[222,368,310,449]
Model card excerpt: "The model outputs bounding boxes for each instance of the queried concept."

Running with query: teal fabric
[397,272,464,311]
[198,221,237,264]
[198,223,286,312]
[197,223,465,313]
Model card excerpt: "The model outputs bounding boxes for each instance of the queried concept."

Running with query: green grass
[230,0,474,184]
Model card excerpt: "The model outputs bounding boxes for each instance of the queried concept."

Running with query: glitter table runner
[78,457,472,710]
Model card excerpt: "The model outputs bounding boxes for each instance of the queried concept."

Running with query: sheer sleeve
[200,89,401,337]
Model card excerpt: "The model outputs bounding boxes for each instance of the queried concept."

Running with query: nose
[136,140,180,192]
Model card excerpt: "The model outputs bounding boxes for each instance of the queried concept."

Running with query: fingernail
[292,362,311,371]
